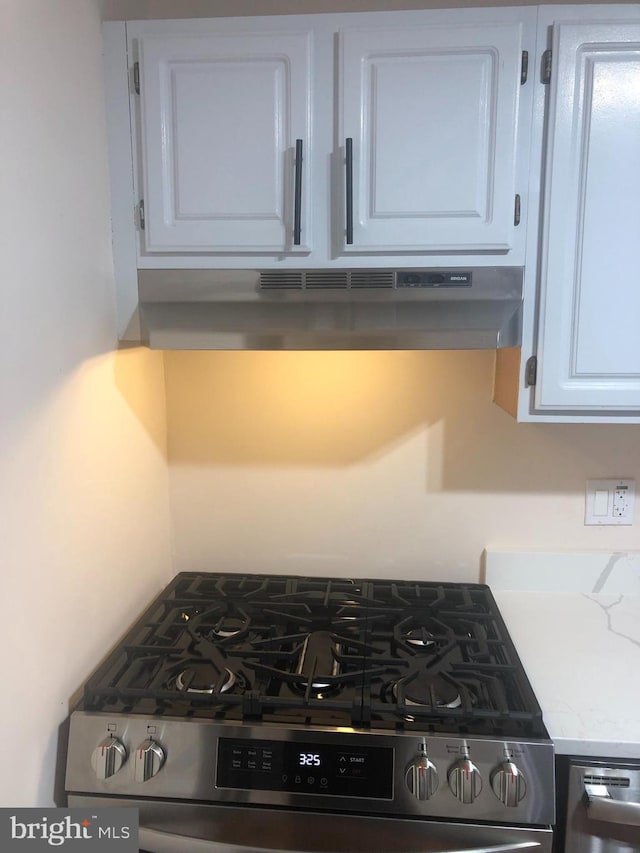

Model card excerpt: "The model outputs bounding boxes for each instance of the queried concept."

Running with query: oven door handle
[139,825,542,853]
[585,782,640,827]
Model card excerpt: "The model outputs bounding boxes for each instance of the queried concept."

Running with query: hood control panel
[396,271,472,288]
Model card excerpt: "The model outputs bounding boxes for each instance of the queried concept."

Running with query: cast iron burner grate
[82,573,545,737]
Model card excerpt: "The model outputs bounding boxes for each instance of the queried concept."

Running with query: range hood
[138,267,523,350]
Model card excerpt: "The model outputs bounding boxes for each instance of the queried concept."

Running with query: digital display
[217,738,393,800]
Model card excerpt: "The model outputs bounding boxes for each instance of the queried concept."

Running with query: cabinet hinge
[542,49,552,84]
[521,50,529,85]
[138,199,145,231]
[525,355,537,387]
[133,61,140,95]
[514,194,521,226]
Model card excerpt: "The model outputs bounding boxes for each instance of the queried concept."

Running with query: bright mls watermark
[1,809,138,851]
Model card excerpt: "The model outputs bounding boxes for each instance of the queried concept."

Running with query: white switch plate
[585,479,635,525]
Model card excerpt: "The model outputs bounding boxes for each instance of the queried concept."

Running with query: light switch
[585,479,635,526]
[593,489,609,516]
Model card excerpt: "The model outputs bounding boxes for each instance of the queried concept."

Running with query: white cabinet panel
[536,22,640,410]
[339,24,523,252]
[138,31,312,252]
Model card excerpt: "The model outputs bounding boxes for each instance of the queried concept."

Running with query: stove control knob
[490,762,527,807]
[448,759,482,804]
[91,736,127,780]
[405,756,439,800]
[134,739,165,782]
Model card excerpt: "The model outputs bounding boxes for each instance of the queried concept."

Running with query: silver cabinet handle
[585,782,640,827]
[139,825,541,853]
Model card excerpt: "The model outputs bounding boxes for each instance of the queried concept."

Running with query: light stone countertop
[494,590,640,758]
[485,550,640,759]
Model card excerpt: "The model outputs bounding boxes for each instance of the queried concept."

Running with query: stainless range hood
[138,267,523,350]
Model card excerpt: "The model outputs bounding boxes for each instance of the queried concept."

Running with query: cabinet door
[339,23,523,253]
[536,23,640,411]
[138,31,311,253]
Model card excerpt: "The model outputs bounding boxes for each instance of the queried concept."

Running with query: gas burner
[212,616,247,639]
[182,603,252,644]
[295,631,341,697]
[392,674,462,710]
[175,663,237,695]
[296,682,340,700]
[403,628,437,649]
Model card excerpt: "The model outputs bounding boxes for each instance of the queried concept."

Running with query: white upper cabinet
[339,23,524,253]
[115,10,534,267]
[137,30,312,253]
[535,19,640,412]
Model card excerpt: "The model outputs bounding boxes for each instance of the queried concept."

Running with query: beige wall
[165,350,640,581]
[0,0,171,806]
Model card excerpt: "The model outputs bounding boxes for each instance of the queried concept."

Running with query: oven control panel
[65,712,555,825]
[217,738,393,799]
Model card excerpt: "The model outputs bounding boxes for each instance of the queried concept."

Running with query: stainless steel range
[65,573,555,852]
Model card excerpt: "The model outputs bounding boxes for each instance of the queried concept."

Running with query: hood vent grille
[306,271,348,289]
[350,271,395,288]
[259,271,304,290]
[260,270,395,290]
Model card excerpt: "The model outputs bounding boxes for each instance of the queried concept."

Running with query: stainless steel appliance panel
[65,712,555,825]
[565,760,640,852]
[69,796,553,853]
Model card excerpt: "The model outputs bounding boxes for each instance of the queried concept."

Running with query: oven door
[565,760,640,852]
[69,796,552,853]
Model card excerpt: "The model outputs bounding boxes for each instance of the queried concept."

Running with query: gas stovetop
[67,573,555,827]
[82,573,545,739]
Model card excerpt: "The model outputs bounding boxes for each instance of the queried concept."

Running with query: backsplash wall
[165,350,640,580]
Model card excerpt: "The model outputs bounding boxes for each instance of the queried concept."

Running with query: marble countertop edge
[551,737,640,760]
